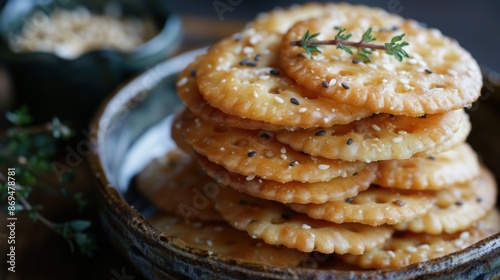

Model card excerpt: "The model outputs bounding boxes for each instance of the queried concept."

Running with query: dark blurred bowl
[89,49,500,279]
[0,0,182,128]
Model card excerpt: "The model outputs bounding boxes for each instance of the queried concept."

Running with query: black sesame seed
[352,59,361,64]
[455,201,464,206]
[290,97,300,105]
[390,114,396,119]
[315,130,326,136]
[346,138,353,145]
[425,69,433,74]
[391,25,399,31]
[239,200,248,205]
[254,54,261,61]
[239,59,248,65]
[477,197,483,203]
[419,114,427,118]
[259,133,271,140]
[353,172,358,176]
[341,83,350,89]
[345,197,354,203]
[427,156,436,160]
[282,214,292,220]
[322,81,329,88]
[190,69,196,77]
[289,161,298,167]
[245,61,257,67]
[270,69,280,76]
[334,25,341,30]
[248,151,257,157]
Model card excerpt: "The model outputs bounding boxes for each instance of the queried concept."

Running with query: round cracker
[197,153,377,204]
[196,28,372,129]
[290,187,435,226]
[275,109,465,162]
[177,57,283,131]
[174,109,366,183]
[413,112,471,157]
[212,187,394,254]
[249,3,387,34]
[281,14,482,116]
[393,166,497,234]
[137,150,223,222]
[341,210,500,269]
[375,143,480,190]
[149,212,309,267]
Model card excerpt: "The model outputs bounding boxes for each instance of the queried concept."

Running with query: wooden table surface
[0,16,245,280]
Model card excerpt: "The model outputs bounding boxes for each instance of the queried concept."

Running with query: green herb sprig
[0,106,97,256]
[290,27,409,62]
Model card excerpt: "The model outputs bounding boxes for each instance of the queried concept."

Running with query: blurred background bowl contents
[9,5,158,59]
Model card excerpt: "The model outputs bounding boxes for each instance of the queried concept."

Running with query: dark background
[170,0,500,71]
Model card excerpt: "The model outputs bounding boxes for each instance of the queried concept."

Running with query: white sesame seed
[249,35,261,45]
[329,54,339,60]
[434,246,444,253]
[392,137,403,143]
[382,79,388,83]
[419,244,430,250]
[246,175,255,181]
[206,240,213,247]
[371,124,381,131]
[301,224,311,229]
[280,154,287,160]
[318,164,330,170]
[234,45,242,54]
[398,130,408,135]
[243,46,254,54]
[219,147,225,151]
[298,107,307,113]
[233,86,238,90]
[403,84,411,91]
[280,147,286,154]
[221,79,226,83]
[460,231,470,240]
[261,48,270,54]
[447,69,458,76]
[274,96,284,103]
[400,78,409,84]
[176,77,188,87]
[329,78,337,86]
[406,246,417,253]
[253,91,259,97]
[387,250,396,258]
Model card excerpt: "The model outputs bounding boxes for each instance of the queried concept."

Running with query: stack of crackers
[139,3,499,269]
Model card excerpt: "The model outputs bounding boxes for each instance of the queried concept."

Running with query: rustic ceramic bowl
[89,49,500,279]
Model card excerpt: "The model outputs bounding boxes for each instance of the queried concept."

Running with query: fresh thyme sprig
[290,27,410,62]
[0,106,97,256]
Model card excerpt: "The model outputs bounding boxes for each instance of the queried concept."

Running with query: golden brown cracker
[197,153,376,204]
[275,109,465,162]
[393,166,497,234]
[281,14,482,116]
[176,109,366,183]
[195,28,372,129]
[341,210,500,269]
[137,150,223,222]
[149,212,309,267]
[212,187,394,254]
[375,143,480,190]
[249,3,388,34]
[176,57,283,130]
[290,187,435,226]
